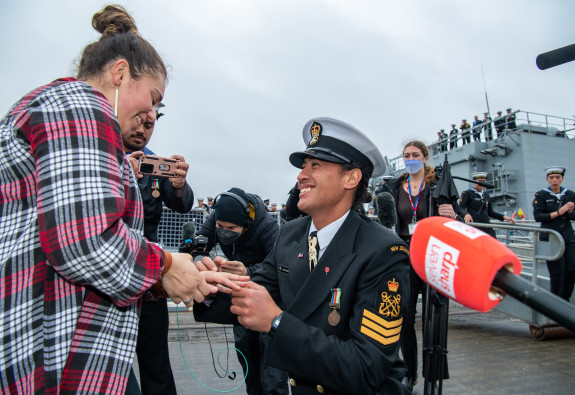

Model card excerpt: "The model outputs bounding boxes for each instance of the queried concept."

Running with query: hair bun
[92,5,138,37]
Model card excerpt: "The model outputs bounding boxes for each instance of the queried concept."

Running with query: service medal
[328,310,341,326]
[328,288,342,327]
[151,179,160,198]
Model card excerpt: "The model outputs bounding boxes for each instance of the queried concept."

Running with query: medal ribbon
[152,179,160,189]
[330,288,342,306]
[407,176,425,222]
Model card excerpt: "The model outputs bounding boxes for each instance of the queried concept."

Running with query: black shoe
[402,376,417,392]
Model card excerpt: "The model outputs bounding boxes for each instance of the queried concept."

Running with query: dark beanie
[215,187,250,227]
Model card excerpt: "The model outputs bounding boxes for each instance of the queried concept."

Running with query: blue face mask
[404,159,425,174]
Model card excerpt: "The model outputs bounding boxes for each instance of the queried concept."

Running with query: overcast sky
[1,0,573,205]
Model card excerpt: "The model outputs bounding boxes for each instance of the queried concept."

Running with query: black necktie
[308,231,319,271]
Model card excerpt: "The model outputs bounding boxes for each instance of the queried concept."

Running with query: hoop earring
[114,85,118,117]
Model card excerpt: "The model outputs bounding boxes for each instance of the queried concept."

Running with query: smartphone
[138,155,180,178]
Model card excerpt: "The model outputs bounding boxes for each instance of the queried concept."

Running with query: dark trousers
[401,266,425,378]
[233,325,289,395]
[546,240,575,301]
[484,227,497,239]
[400,266,449,380]
[136,299,177,395]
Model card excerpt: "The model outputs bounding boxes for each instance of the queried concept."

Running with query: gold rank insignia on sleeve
[360,309,402,346]
[359,274,403,346]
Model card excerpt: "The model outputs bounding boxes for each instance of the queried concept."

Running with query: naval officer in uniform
[533,166,575,301]
[194,117,411,394]
[459,172,515,238]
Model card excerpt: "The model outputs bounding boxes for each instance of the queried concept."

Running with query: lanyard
[407,176,425,222]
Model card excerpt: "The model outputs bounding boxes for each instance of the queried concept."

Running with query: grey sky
[1,0,573,205]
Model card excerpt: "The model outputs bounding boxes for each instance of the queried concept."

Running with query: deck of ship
[132,301,575,394]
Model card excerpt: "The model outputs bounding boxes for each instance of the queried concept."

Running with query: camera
[180,235,209,259]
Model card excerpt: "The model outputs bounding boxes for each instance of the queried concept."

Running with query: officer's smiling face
[296,157,349,217]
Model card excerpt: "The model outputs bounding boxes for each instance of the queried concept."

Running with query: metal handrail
[468,222,565,261]
[468,221,570,326]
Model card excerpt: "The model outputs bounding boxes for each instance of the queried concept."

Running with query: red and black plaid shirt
[0,78,165,394]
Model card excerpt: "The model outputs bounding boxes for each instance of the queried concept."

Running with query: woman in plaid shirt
[0,5,244,394]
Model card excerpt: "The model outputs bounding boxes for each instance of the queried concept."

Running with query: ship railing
[518,110,575,138]
[417,110,574,159]
[467,221,570,327]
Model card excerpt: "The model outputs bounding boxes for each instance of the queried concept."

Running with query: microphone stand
[422,183,449,395]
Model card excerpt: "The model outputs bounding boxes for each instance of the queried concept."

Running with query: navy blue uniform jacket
[195,210,410,394]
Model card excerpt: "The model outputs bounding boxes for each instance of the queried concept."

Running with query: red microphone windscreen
[410,217,522,312]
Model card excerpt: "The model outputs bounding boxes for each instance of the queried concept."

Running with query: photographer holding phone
[125,110,195,394]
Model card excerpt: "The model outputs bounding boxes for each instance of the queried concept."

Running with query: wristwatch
[269,312,284,337]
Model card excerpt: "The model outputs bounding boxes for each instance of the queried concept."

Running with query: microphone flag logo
[425,236,460,299]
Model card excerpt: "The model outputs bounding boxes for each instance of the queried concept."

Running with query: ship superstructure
[377,110,575,220]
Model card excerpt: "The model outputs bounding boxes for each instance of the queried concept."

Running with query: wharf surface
[133,302,575,394]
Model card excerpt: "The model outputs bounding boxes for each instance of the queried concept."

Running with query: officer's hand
[231,281,282,332]
[220,260,248,276]
[127,151,144,179]
[161,253,217,305]
[163,253,247,305]
[503,216,516,224]
[464,214,473,223]
[169,155,188,192]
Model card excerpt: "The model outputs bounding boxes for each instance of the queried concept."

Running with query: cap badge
[309,121,322,146]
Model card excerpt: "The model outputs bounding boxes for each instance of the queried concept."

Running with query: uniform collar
[309,210,350,259]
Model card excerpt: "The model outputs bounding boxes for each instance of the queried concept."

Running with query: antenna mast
[482,66,491,118]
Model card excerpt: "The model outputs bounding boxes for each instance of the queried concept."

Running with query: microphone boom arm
[451,175,496,189]
[492,268,575,333]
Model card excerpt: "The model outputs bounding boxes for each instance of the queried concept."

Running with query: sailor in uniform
[459,172,515,238]
[532,166,575,301]
[194,117,411,394]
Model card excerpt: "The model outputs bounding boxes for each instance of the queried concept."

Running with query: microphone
[182,221,196,243]
[410,216,575,332]
[375,192,397,229]
[536,43,575,70]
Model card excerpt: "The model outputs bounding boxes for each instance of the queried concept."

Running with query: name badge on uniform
[278,265,289,275]
[408,222,418,235]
